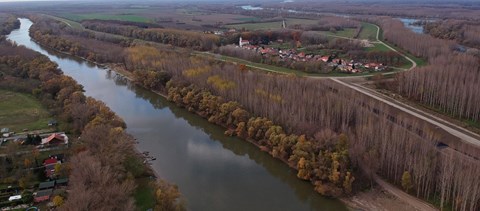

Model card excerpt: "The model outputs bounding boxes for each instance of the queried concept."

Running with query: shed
[55,178,69,186]
[38,181,55,190]
[34,189,53,203]
[1,128,9,133]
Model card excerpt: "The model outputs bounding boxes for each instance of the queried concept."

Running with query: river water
[6,18,346,211]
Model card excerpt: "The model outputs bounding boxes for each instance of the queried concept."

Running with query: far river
[7,19,346,211]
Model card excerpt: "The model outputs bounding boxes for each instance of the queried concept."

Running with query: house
[43,157,60,178]
[320,56,330,62]
[34,189,53,203]
[38,181,55,190]
[41,133,68,145]
[239,37,250,47]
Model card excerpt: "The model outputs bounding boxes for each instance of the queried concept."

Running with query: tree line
[82,20,220,51]
[424,19,480,50]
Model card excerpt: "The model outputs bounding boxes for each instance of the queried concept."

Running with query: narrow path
[373,24,417,70]
[373,175,438,211]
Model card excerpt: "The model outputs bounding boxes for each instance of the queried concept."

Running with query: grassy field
[0,90,51,132]
[358,23,378,40]
[60,13,152,23]
[44,14,84,29]
[366,43,392,52]
[324,28,357,38]
[227,18,319,30]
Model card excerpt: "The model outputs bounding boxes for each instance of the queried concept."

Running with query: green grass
[44,14,84,29]
[234,17,261,22]
[227,18,319,30]
[358,23,378,41]
[60,13,152,23]
[0,90,51,132]
[134,177,156,211]
[366,43,392,52]
[324,28,357,38]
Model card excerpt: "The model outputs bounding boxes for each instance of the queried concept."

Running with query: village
[0,122,69,211]
[237,36,387,74]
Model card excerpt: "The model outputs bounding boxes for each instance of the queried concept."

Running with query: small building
[48,120,58,126]
[41,133,68,145]
[43,158,61,178]
[1,128,10,138]
[38,181,55,190]
[55,178,69,187]
[34,189,53,203]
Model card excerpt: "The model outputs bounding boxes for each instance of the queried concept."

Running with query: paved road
[332,78,480,148]
[372,25,417,71]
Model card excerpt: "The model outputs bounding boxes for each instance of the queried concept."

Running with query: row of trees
[424,19,480,49]
[82,20,220,50]
[29,17,126,64]
[167,82,354,196]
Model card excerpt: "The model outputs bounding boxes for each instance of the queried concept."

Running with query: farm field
[60,13,152,23]
[358,22,378,40]
[366,43,392,52]
[0,90,51,132]
[227,18,320,30]
[323,28,357,38]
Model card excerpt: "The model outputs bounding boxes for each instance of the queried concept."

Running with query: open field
[0,90,51,132]
[43,14,84,29]
[366,43,392,52]
[358,23,378,40]
[323,28,357,38]
[227,18,320,30]
[60,13,152,23]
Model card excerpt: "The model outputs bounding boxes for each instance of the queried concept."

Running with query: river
[7,19,346,211]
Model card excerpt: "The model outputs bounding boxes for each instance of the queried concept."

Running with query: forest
[424,19,480,49]
[23,13,480,211]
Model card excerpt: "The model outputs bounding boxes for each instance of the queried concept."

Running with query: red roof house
[41,133,68,145]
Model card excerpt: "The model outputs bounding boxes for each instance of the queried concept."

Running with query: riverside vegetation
[0,17,184,211]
